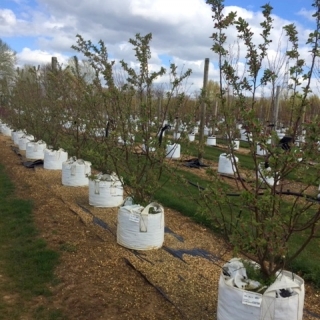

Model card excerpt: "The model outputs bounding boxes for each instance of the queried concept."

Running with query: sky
[0,0,318,95]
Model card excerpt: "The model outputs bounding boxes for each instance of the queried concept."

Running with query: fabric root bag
[12,130,25,145]
[89,172,124,207]
[117,201,164,250]
[62,157,91,186]
[217,267,304,320]
[18,134,34,151]
[26,140,47,160]
[44,148,68,170]
[218,153,238,175]
[166,143,181,159]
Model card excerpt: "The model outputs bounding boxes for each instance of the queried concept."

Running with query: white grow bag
[204,126,210,136]
[206,136,216,146]
[12,130,25,145]
[231,139,240,150]
[188,133,195,142]
[240,129,252,142]
[117,201,164,250]
[89,173,124,207]
[258,163,279,186]
[44,148,68,170]
[142,142,156,153]
[118,134,135,146]
[217,269,305,320]
[257,142,267,156]
[62,158,91,187]
[218,153,238,175]
[18,134,34,151]
[26,140,47,160]
[166,143,181,159]
[0,123,6,134]
[92,128,106,137]
[1,125,12,137]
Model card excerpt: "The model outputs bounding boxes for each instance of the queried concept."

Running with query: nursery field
[0,136,320,319]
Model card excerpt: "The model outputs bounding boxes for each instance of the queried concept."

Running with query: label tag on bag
[242,292,262,307]
[129,213,140,223]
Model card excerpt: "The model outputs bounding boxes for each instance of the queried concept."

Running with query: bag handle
[140,202,164,232]
[120,196,133,207]
[141,202,163,216]
[94,180,100,194]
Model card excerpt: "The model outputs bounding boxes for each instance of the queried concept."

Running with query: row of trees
[0,0,320,284]
[0,33,195,204]
[1,35,320,135]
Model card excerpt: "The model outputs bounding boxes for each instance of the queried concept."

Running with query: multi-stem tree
[9,65,47,140]
[72,33,192,204]
[202,0,320,280]
[0,39,16,81]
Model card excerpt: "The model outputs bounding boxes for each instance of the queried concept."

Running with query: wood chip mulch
[0,135,319,320]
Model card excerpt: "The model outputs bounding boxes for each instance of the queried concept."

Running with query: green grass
[156,165,243,229]
[156,174,320,288]
[0,164,66,319]
[179,138,256,170]
[33,306,67,320]
[19,132,320,288]
[78,134,320,287]
[180,137,320,182]
[288,232,320,287]
[153,163,320,287]
[155,168,214,227]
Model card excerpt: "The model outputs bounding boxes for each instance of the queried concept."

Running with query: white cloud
[0,9,17,35]
[130,0,208,25]
[297,8,315,22]
[1,0,318,96]
[16,47,69,67]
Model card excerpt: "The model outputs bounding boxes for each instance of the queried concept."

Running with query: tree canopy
[0,39,16,80]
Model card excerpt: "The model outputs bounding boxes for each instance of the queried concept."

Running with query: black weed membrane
[22,159,44,169]
[163,246,222,264]
[183,158,209,169]
[11,145,43,168]
[164,226,184,242]
[92,216,115,236]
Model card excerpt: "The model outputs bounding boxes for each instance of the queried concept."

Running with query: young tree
[0,39,16,80]
[0,39,16,117]
[72,33,192,204]
[9,65,45,138]
[202,0,320,281]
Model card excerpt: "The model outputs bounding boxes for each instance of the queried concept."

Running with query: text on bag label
[129,213,140,223]
[242,292,262,308]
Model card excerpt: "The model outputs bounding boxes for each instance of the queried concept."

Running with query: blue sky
[0,0,318,94]
[225,0,311,22]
